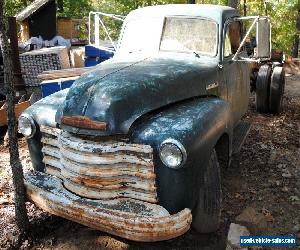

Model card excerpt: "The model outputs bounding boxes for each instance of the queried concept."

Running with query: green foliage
[4,0,299,54]
[264,1,298,54]
[4,0,34,16]
[57,0,92,18]
[91,0,186,15]
[196,0,299,53]
[90,0,186,41]
[240,0,299,54]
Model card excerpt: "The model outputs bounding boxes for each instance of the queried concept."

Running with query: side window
[224,21,241,57]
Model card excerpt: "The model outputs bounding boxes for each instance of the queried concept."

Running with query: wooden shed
[57,17,83,40]
[16,0,57,42]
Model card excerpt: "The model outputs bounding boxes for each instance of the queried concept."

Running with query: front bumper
[25,172,192,242]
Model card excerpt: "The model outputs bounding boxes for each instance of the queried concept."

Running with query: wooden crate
[0,94,34,127]
[19,46,70,86]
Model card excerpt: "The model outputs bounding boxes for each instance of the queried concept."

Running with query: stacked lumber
[20,46,70,86]
[38,67,95,81]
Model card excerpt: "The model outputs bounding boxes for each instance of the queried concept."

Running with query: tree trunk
[243,0,247,16]
[291,34,299,58]
[228,0,239,9]
[187,0,196,4]
[0,0,29,236]
[291,8,300,58]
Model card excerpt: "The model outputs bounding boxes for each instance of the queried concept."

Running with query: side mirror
[255,18,271,59]
[233,16,271,62]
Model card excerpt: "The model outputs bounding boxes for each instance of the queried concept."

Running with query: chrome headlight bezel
[18,114,36,139]
[159,138,187,169]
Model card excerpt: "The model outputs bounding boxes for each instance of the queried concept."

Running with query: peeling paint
[61,54,217,136]
[25,172,192,242]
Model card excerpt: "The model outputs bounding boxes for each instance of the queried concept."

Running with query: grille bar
[40,126,62,178]
[63,179,158,203]
[40,125,157,203]
[60,146,153,166]
[60,131,153,154]
[61,168,156,191]
[61,157,155,179]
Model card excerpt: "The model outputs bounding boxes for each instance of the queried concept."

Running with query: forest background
[4,0,300,57]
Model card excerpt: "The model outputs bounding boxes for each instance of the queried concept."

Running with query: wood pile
[19,46,70,86]
[38,66,95,81]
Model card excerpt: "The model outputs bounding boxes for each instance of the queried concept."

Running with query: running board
[232,122,251,155]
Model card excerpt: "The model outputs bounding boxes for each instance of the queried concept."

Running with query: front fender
[131,98,233,214]
[23,89,69,171]
[23,88,69,127]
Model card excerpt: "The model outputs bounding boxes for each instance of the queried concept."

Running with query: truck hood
[61,54,218,135]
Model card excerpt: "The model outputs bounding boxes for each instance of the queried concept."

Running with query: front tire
[192,149,221,233]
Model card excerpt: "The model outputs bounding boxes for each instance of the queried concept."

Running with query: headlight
[18,114,36,138]
[159,139,187,169]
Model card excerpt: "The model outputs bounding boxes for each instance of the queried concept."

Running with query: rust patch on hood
[61,116,107,130]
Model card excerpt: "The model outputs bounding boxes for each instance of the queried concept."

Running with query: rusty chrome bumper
[25,172,192,242]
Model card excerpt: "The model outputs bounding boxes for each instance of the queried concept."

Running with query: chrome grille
[41,126,62,178]
[40,125,157,203]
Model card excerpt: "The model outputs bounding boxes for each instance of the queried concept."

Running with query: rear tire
[256,64,272,113]
[192,149,221,233]
[269,67,285,114]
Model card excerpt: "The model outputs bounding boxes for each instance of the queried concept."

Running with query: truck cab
[19,4,283,242]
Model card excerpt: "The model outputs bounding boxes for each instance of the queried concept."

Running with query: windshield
[118,16,218,57]
[118,17,162,54]
[160,17,218,56]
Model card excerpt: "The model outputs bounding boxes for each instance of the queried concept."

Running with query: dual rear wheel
[256,65,285,114]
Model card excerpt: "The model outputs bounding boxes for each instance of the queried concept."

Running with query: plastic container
[40,76,78,97]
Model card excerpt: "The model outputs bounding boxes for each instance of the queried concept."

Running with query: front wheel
[192,149,221,233]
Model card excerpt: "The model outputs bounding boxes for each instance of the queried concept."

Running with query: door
[222,21,250,125]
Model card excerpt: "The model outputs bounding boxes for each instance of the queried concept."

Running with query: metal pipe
[233,17,258,61]
[99,17,116,49]
[94,14,100,47]
[88,12,124,49]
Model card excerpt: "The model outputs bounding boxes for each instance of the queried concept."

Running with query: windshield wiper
[128,49,143,54]
[193,51,201,58]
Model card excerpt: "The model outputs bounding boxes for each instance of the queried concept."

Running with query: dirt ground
[0,75,299,250]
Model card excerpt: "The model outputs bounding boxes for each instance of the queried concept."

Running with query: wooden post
[0,0,30,238]
[7,17,25,92]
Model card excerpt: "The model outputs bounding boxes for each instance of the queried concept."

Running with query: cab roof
[126,4,240,23]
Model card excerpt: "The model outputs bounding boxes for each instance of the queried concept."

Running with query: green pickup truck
[18,4,285,242]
